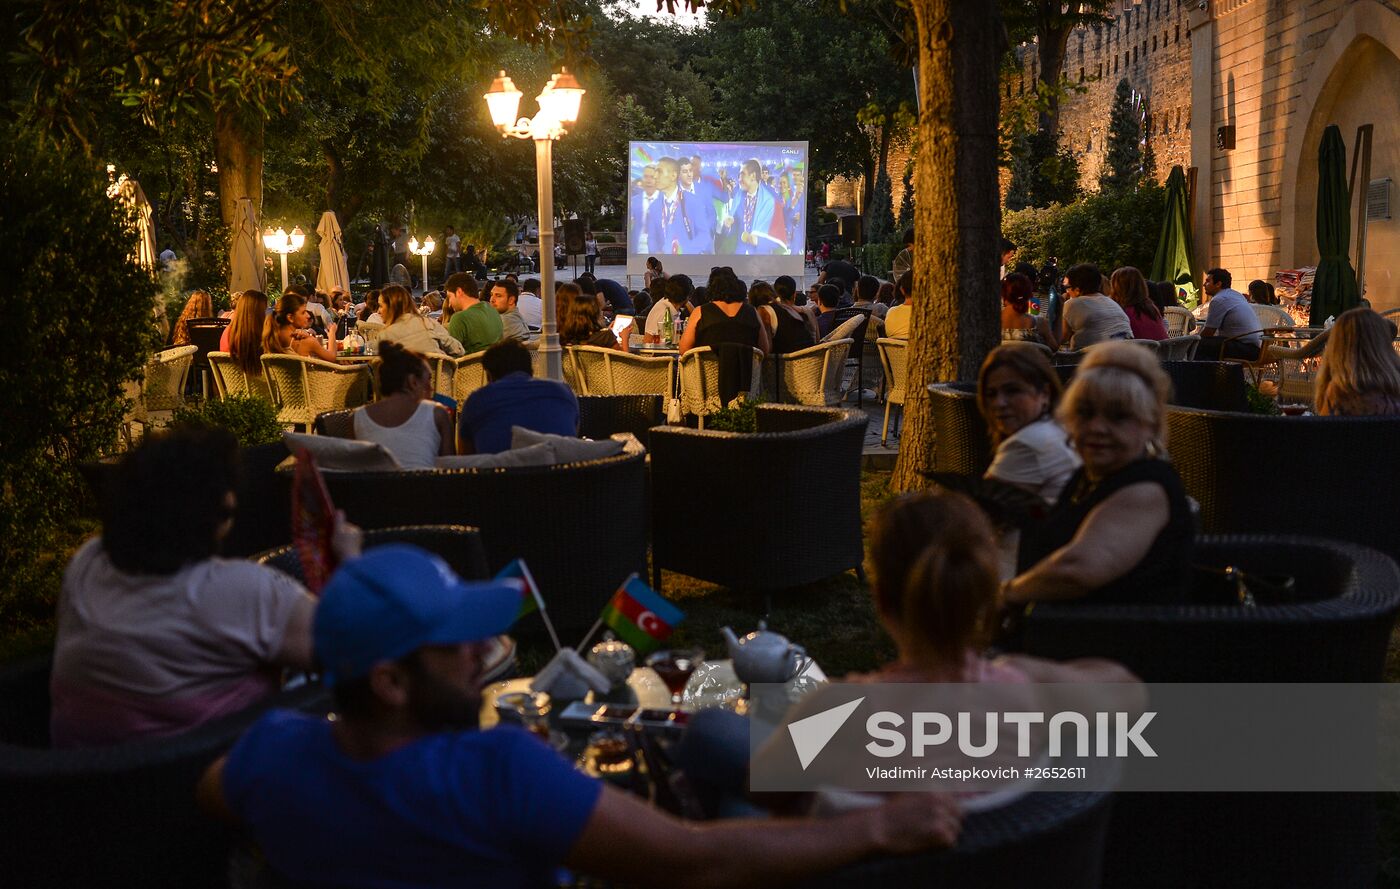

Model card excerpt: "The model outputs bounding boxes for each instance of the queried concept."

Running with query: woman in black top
[749,280,815,354]
[1007,341,1193,604]
[679,267,772,357]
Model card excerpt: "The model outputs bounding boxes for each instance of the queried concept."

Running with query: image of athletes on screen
[627,141,808,260]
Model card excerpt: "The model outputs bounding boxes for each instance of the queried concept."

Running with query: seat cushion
[434,442,557,469]
[510,426,624,463]
[283,432,401,472]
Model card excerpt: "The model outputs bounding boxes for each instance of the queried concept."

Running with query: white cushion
[510,426,625,463]
[283,432,401,472]
[434,442,557,469]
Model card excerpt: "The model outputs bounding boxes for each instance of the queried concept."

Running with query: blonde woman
[377,284,464,357]
[1007,341,1193,604]
[1315,308,1400,416]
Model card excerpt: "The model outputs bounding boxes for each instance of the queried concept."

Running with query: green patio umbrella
[1150,165,1199,308]
[1309,124,1360,327]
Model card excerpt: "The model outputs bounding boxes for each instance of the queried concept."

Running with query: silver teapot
[721,622,807,685]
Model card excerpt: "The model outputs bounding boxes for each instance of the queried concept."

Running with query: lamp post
[484,68,585,382]
[409,236,436,292]
[262,225,305,292]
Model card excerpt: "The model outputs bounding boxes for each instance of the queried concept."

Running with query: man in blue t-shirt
[458,339,579,453]
[198,547,962,889]
[1197,267,1263,361]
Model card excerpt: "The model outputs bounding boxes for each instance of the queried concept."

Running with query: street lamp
[262,225,305,292]
[409,235,435,292]
[484,68,586,382]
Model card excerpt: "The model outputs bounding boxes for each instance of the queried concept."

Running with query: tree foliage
[868,168,896,245]
[0,128,161,632]
[897,160,915,231]
[1002,180,1166,275]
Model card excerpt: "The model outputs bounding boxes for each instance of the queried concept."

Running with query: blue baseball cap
[313,545,521,687]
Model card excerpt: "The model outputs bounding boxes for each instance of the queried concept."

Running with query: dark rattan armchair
[277,439,648,636]
[1167,407,1400,566]
[576,394,664,448]
[0,656,329,888]
[1022,534,1400,889]
[252,525,491,583]
[648,405,867,595]
[805,792,1112,889]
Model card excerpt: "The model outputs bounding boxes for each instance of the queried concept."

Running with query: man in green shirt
[445,272,503,355]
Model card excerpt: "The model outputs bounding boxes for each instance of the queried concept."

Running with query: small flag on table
[495,559,544,619]
[600,574,684,654]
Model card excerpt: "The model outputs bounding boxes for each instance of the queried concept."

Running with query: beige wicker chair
[677,345,763,428]
[447,350,490,404]
[566,345,675,396]
[422,352,456,400]
[260,354,372,431]
[1158,335,1201,361]
[1163,306,1197,336]
[876,338,907,446]
[1251,303,1295,330]
[775,339,851,407]
[122,346,196,444]
[208,352,273,401]
[357,321,385,348]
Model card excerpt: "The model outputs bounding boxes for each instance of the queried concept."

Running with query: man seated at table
[457,339,578,453]
[488,278,531,342]
[198,546,961,889]
[1196,267,1262,361]
[517,278,544,330]
[644,274,693,343]
[445,272,503,355]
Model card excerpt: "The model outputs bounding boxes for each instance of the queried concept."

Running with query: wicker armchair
[876,338,907,446]
[648,405,867,595]
[824,310,869,404]
[421,352,456,400]
[677,345,764,427]
[1166,407,1400,565]
[805,792,1112,889]
[577,394,664,447]
[773,338,851,407]
[447,349,490,404]
[1022,535,1398,889]
[0,655,329,888]
[1251,302,1295,329]
[356,320,385,347]
[261,353,372,431]
[926,383,994,476]
[209,351,273,400]
[253,524,490,583]
[1157,360,1248,411]
[1163,305,1197,336]
[122,345,197,443]
[1156,334,1200,360]
[567,345,676,396]
[280,440,649,635]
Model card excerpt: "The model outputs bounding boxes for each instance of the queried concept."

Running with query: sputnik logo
[787,697,864,770]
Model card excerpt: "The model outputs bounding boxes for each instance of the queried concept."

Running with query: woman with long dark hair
[221,289,269,376]
[1108,266,1168,341]
[263,293,339,362]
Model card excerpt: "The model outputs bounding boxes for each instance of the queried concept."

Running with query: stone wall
[1009,0,1194,189]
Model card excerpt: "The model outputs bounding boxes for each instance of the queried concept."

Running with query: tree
[1100,78,1145,192]
[868,167,896,245]
[1000,1,1114,143]
[1006,127,1081,209]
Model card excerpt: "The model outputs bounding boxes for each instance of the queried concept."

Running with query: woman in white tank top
[350,341,453,469]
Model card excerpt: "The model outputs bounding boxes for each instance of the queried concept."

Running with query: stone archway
[1281,1,1400,311]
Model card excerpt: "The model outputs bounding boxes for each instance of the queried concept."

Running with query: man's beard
[405,661,481,732]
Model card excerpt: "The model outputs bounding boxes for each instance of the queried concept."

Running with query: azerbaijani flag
[600,574,684,654]
[495,559,544,620]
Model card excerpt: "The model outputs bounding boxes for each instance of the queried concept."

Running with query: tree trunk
[214,106,264,228]
[891,0,1004,493]
[1036,22,1074,139]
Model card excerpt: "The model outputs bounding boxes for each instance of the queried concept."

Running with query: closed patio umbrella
[229,196,266,295]
[1150,165,1198,308]
[315,211,351,294]
[1309,125,1360,327]
[109,176,158,271]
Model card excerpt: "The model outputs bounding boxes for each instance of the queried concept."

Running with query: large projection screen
[625,141,808,278]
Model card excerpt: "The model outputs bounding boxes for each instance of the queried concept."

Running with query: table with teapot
[481,623,825,801]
